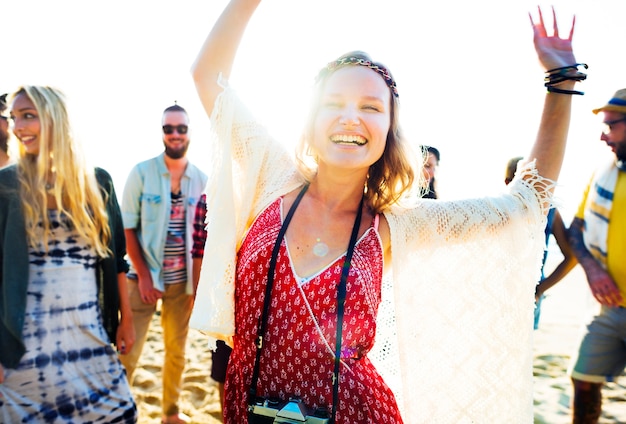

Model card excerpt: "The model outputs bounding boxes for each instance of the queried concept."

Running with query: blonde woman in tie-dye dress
[0,86,137,423]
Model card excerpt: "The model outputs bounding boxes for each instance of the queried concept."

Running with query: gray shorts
[569,306,626,383]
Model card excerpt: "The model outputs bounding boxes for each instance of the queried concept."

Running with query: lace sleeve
[389,160,553,248]
[190,81,302,347]
[511,158,558,214]
[378,160,550,422]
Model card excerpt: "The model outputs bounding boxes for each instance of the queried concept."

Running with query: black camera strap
[330,190,363,422]
[248,182,364,424]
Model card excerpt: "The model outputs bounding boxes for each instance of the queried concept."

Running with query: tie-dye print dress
[223,198,403,424]
[0,210,136,423]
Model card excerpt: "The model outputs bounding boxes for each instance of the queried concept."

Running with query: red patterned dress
[223,197,403,423]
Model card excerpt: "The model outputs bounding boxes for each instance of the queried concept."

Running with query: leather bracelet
[544,63,587,95]
[545,63,588,75]
[547,85,584,95]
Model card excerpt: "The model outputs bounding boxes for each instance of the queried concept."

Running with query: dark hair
[163,104,187,114]
[504,156,524,185]
[422,145,440,163]
[0,93,7,114]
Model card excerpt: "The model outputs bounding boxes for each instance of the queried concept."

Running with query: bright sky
[3,0,626,221]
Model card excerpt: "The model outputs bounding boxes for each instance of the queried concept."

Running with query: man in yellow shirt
[568,88,626,424]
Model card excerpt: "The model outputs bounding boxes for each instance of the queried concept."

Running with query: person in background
[120,104,207,424]
[504,156,524,185]
[505,156,577,329]
[190,1,583,422]
[567,88,626,424]
[191,193,232,413]
[0,93,11,168]
[0,85,136,423]
[420,145,440,199]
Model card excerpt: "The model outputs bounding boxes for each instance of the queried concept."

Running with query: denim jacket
[121,153,207,294]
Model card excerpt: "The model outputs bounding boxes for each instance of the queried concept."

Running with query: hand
[534,288,543,303]
[529,6,577,72]
[586,266,623,307]
[138,273,162,304]
[116,315,136,355]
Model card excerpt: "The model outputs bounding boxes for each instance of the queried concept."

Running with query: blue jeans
[533,294,544,330]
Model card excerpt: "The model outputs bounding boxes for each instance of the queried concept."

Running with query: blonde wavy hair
[11,86,111,256]
[295,51,419,214]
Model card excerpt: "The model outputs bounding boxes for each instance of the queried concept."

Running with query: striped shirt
[163,192,187,284]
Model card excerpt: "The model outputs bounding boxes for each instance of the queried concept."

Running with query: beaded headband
[316,56,399,98]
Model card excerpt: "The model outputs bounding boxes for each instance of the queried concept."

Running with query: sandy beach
[532,262,626,424]
[128,260,626,424]
[126,320,223,424]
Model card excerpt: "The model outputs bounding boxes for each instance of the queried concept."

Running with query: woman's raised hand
[530,6,577,72]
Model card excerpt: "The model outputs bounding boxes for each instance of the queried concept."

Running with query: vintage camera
[248,396,331,424]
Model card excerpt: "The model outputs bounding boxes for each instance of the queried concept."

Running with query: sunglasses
[162,124,188,135]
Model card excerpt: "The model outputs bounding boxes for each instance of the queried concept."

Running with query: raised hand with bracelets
[530,6,586,95]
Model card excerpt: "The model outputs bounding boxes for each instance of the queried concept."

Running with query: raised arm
[526,7,581,184]
[191,0,262,117]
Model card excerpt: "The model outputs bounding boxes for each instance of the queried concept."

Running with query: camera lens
[267,397,281,407]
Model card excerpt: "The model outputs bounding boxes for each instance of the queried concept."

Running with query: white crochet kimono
[191,82,548,423]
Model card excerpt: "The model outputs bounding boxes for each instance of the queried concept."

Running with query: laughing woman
[190,2,583,422]
[0,86,137,423]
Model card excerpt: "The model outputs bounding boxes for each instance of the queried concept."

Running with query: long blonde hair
[11,86,111,256]
[295,51,418,214]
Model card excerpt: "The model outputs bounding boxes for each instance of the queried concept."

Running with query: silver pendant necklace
[312,238,329,257]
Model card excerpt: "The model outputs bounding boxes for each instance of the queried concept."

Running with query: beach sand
[128,262,626,423]
[127,319,223,424]
[533,263,626,424]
